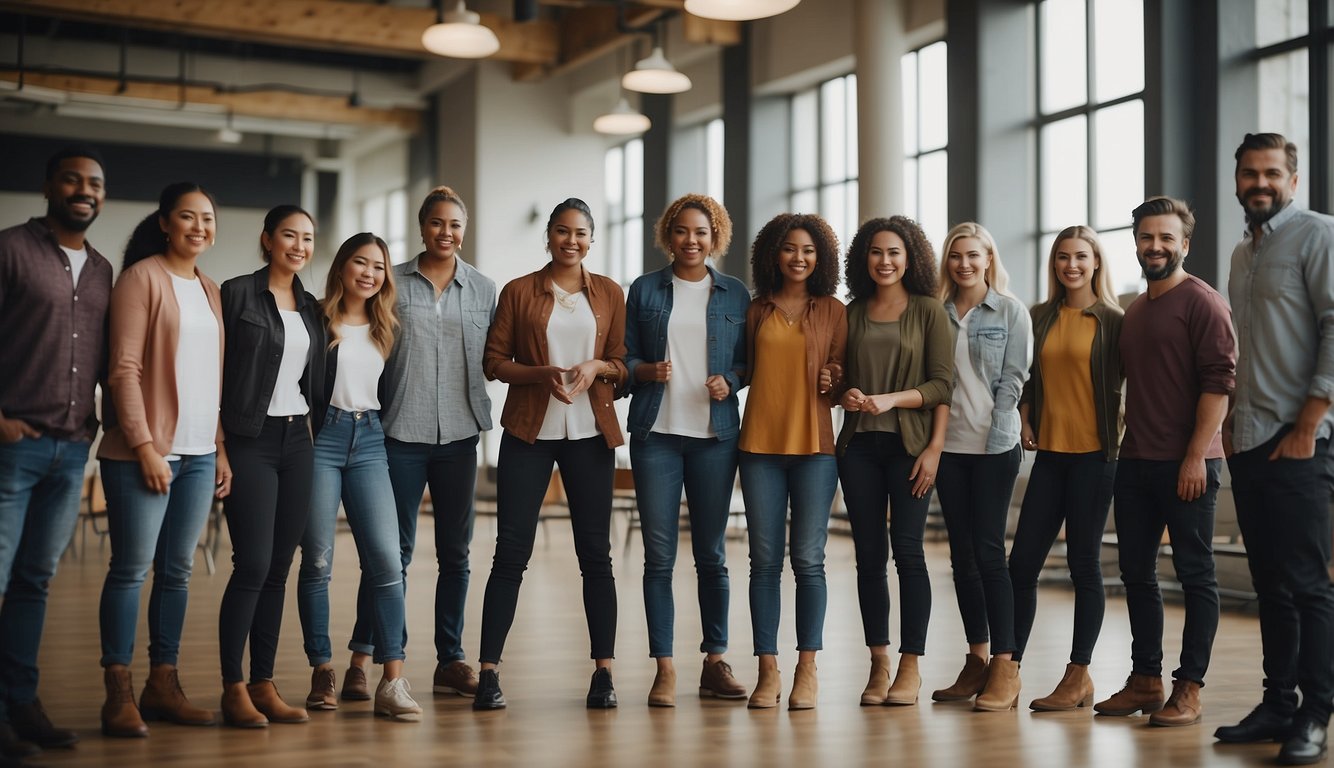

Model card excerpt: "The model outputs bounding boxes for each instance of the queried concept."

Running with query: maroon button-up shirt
[0,217,112,440]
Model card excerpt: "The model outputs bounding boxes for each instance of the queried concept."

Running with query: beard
[1238,188,1287,226]
[1138,249,1183,282]
[47,196,100,233]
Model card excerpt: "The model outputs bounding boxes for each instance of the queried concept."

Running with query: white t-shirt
[537,284,598,441]
[169,274,220,455]
[652,273,715,438]
[60,245,88,285]
[330,323,384,412]
[267,309,311,417]
[943,309,996,454]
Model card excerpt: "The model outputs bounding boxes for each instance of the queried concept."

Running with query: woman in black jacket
[216,204,326,727]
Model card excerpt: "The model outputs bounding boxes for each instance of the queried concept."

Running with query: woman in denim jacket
[930,222,1031,711]
[1010,225,1124,712]
[624,194,751,708]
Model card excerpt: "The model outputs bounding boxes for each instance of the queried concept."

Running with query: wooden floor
[29,514,1302,767]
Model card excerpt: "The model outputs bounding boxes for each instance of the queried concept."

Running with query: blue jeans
[0,435,88,719]
[99,453,216,668]
[739,452,837,656]
[354,435,478,663]
[631,432,738,658]
[298,410,405,665]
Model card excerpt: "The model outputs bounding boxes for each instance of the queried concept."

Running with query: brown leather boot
[883,654,921,706]
[931,654,989,702]
[246,681,309,724]
[139,664,216,726]
[220,682,268,728]
[647,665,676,708]
[788,660,818,711]
[1149,679,1202,727]
[1093,672,1164,716]
[973,658,1022,711]
[747,661,781,709]
[860,654,892,705]
[1030,663,1094,711]
[101,666,148,738]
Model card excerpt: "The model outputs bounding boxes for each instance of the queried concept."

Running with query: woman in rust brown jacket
[473,198,628,711]
[97,182,230,738]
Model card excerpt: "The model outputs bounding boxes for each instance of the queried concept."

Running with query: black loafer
[586,668,618,709]
[1278,719,1328,765]
[473,669,507,711]
[7,699,77,749]
[1214,702,1294,743]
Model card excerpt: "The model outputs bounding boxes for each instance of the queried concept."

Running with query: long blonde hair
[1044,225,1117,307]
[937,221,1012,300]
[322,233,399,358]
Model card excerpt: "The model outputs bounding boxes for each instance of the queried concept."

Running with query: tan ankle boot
[860,655,892,705]
[246,680,309,723]
[1093,672,1164,716]
[788,661,818,711]
[747,662,781,709]
[102,666,148,738]
[1030,663,1094,711]
[973,658,1021,711]
[931,653,989,702]
[1149,679,1202,727]
[220,682,268,728]
[883,654,921,706]
[140,664,216,726]
[647,666,676,708]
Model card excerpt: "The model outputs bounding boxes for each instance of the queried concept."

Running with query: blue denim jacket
[944,287,1032,453]
[625,264,750,441]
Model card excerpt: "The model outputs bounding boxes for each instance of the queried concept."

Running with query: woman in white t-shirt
[293,233,420,721]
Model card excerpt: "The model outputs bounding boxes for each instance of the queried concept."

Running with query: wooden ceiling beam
[0,69,423,130]
[0,0,560,65]
[513,4,666,83]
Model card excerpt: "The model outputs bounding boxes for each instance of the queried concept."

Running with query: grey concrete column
[855,0,905,219]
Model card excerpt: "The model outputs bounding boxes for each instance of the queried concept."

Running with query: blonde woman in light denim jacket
[930,222,1031,711]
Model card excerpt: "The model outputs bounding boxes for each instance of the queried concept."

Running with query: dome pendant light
[621,46,691,94]
[422,0,501,59]
[593,96,651,135]
[683,0,801,22]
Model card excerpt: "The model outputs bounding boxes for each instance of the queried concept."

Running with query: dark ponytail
[122,181,217,271]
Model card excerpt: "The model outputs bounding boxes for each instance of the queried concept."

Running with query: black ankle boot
[586,668,617,709]
[473,669,506,711]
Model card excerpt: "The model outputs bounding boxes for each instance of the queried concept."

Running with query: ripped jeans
[296,408,405,665]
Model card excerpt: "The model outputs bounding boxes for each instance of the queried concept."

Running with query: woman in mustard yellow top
[739,213,846,711]
[1010,225,1123,711]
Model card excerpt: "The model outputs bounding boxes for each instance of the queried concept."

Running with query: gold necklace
[551,281,580,313]
[774,298,807,325]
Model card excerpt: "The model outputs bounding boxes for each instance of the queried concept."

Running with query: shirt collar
[408,253,468,289]
[1243,201,1298,241]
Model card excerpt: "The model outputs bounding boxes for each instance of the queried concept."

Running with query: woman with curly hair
[739,212,845,710]
[836,216,953,707]
[929,222,1031,711]
[625,194,751,707]
[1009,225,1122,711]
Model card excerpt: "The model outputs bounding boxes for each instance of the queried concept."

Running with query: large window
[604,138,644,285]
[790,74,859,248]
[360,189,409,265]
[902,41,949,249]
[1035,0,1145,297]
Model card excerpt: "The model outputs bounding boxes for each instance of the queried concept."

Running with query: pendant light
[593,96,651,135]
[421,0,501,59]
[621,45,691,94]
[683,0,800,22]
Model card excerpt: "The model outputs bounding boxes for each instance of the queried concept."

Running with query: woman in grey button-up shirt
[931,222,1031,711]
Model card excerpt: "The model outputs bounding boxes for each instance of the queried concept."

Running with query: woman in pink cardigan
[96,182,230,738]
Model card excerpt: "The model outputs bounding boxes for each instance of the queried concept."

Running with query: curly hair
[653,194,733,261]
[844,216,937,301]
[749,213,841,298]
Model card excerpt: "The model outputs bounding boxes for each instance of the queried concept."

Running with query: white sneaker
[374,677,423,722]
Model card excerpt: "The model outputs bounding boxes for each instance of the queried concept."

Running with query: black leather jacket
[219,266,326,438]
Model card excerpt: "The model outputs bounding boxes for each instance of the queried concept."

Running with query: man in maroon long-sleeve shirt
[0,146,112,760]
[1094,195,1236,727]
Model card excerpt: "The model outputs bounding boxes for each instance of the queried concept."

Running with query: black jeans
[219,416,314,683]
[1230,431,1334,723]
[936,446,1022,654]
[478,432,617,664]
[1113,458,1221,685]
[1010,450,1115,665]
[837,431,932,654]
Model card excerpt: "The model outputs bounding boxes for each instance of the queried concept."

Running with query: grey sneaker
[374,677,422,722]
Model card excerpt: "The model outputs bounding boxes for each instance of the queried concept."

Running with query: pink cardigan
[97,256,225,461]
